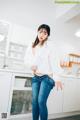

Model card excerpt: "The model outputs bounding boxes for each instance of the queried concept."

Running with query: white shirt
[24,42,61,81]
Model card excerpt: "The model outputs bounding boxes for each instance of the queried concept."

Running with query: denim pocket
[32,76,37,83]
[47,76,55,88]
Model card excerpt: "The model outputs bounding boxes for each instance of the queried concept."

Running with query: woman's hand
[31,65,38,74]
[55,81,63,90]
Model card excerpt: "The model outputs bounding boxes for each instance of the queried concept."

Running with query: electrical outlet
[1,113,7,118]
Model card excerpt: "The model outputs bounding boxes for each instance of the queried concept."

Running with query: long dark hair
[32,36,47,48]
[32,24,50,48]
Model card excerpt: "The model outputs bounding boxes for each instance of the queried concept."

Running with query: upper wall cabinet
[0,21,10,56]
[0,21,30,70]
[8,42,27,61]
[0,21,36,71]
[0,21,12,69]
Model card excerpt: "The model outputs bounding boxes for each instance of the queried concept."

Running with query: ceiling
[0,0,80,47]
[0,0,55,29]
[0,0,77,30]
[67,13,80,24]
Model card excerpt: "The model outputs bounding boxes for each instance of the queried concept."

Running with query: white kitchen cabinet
[47,76,80,114]
[8,73,32,119]
[76,78,80,110]
[63,77,78,112]
[8,42,26,61]
[0,71,13,118]
[10,24,34,45]
[0,70,80,119]
[48,85,63,114]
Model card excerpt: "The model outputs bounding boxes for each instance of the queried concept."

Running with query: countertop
[0,68,80,79]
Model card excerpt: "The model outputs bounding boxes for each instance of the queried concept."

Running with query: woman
[24,24,62,120]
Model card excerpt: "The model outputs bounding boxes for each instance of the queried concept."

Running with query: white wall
[49,20,80,74]
[54,22,80,54]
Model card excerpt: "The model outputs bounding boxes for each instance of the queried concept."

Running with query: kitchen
[0,0,80,120]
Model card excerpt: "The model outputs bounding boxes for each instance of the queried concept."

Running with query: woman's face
[37,28,48,42]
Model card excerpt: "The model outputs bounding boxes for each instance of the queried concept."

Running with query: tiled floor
[50,115,80,120]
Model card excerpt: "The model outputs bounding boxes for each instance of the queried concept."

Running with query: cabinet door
[76,78,80,110]
[47,86,63,114]
[0,72,12,113]
[63,78,78,112]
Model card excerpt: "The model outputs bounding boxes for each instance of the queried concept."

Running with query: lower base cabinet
[48,87,63,114]
[76,79,80,111]
[0,71,13,119]
[48,77,80,114]
[62,77,80,112]
[0,71,80,119]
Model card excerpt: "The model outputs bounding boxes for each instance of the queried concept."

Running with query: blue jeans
[32,74,55,120]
